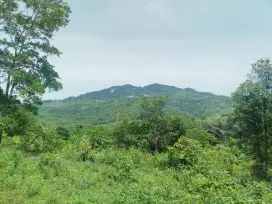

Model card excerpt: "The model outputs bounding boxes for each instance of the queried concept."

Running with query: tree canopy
[0,0,70,115]
[233,58,272,180]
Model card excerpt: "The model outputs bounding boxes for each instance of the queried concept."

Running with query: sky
[45,0,272,99]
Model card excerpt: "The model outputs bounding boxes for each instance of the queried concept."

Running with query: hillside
[39,84,233,126]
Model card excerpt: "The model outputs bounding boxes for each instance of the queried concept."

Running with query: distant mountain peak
[40,83,232,125]
[63,83,227,102]
[183,87,198,93]
[144,83,178,88]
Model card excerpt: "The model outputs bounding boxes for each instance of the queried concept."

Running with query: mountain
[61,83,181,101]
[39,84,233,126]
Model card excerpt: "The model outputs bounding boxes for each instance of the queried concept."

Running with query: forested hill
[39,83,232,125]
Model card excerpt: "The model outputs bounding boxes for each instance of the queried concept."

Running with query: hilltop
[39,83,232,125]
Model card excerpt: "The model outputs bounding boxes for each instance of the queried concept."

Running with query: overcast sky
[45,0,272,99]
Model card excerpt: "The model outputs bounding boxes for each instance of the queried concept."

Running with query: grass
[0,143,272,204]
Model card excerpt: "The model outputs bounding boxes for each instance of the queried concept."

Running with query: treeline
[1,0,272,203]
[1,90,272,202]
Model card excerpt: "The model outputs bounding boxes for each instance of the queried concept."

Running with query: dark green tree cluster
[232,58,272,180]
[114,96,187,152]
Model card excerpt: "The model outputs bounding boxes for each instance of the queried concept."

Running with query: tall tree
[0,0,70,115]
[232,58,272,180]
[139,96,168,152]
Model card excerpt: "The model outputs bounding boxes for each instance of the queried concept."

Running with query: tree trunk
[264,126,269,180]
[256,133,263,175]
[154,137,159,153]
[263,98,269,180]
[5,74,11,96]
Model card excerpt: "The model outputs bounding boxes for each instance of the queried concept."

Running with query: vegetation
[0,0,70,115]
[0,0,71,143]
[38,83,232,126]
[1,0,272,203]
[233,58,272,180]
[1,135,272,203]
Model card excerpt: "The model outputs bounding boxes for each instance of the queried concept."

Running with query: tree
[139,96,168,152]
[167,136,202,170]
[138,96,186,152]
[113,101,132,123]
[232,58,272,180]
[185,128,216,146]
[0,0,71,115]
[201,115,238,144]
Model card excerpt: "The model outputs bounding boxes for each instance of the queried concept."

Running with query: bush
[0,147,23,176]
[56,126,70,140]
[39,153,64,178]
[185,128,217,146]
[113,116,186,152]
[167,136,202,170]
[157,116,186,151]
[20,124,64,152]
[77,136,94,161]
[112,155,135,181]
[87,125,113,149]
[0,109,33,144]
[113,120,149,149]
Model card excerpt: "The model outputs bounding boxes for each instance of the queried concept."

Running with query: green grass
[0,143,271,204]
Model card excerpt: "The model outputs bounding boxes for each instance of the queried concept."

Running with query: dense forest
[39,83,232,126]
[1,0,272,203]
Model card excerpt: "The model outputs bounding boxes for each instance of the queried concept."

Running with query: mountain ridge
[44,83,228,102]
[40,83,232,125]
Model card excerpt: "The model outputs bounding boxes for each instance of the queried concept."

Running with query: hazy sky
[45,0,272,99]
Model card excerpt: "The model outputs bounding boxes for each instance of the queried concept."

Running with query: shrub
[0,147,23,176]
[113,116,186,152]
[156,116,186,152]
[167,136,202,170]
[77,136,94,161]
[113,120,149,149]
[20,124,64,152]
[56,126,70,140]
[185,128,217,146]
[0,109,33,144]
[39,153,64,178]
[87,125,113,149]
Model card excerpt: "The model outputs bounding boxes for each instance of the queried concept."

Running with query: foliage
[56,126,70,140]
[167,136,202,170]
[138,96,186,152]
[38,83,233,126]
[185,128,217,146]
[0,0,70,115]
[0,108,32,143]
[39,153,64,178]
[232,58,272,180]
[76,136,93,161]
[3,0,272,203]
[113,96,186,152]
[19,124,64,152]
[87,125,113,149]
[113,120,149,149]
[199,114,238,143]
[0,139,272,203]
[1,4,272,199]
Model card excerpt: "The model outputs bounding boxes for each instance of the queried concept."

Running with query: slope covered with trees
[1,0,272,203]
[39,83,232,125]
